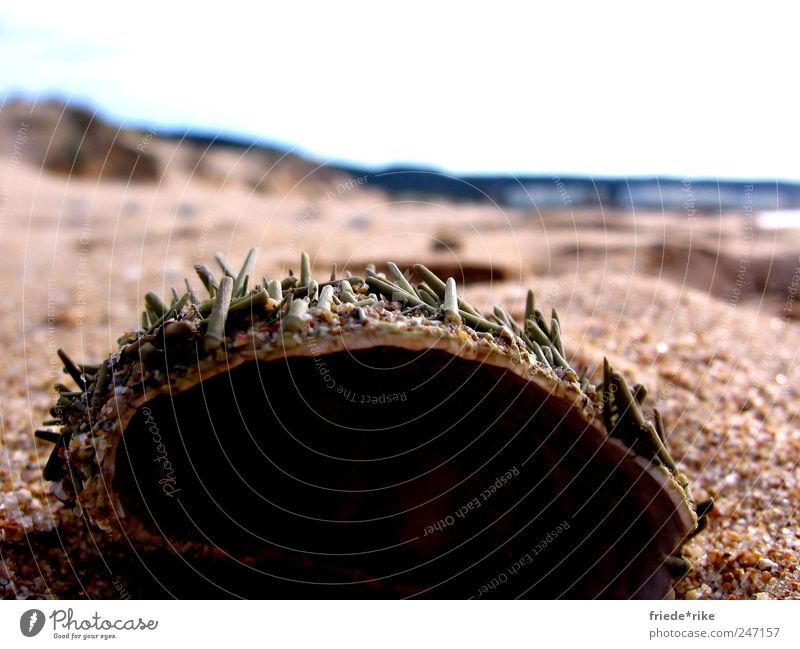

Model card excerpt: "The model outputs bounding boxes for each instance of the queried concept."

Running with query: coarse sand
[1,169,799,599]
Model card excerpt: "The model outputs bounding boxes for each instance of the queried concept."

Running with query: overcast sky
[1,1,797,179]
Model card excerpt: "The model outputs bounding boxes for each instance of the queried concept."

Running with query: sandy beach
[1,112,800,599]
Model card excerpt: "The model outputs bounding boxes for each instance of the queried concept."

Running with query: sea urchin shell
[39,249,708,598]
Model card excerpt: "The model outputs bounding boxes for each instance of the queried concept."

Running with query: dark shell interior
[114,346,684,598]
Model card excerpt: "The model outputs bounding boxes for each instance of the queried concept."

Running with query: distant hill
[1,99,160,182]
[0,99,350,196]
[337,165,800,211]
[4,98,800,210]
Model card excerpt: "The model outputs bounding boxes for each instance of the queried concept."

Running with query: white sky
[1,1,798,179]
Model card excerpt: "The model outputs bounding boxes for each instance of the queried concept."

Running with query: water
[757,210,800,229]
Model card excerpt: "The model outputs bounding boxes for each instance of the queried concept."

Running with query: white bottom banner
[1,600,797,647]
